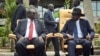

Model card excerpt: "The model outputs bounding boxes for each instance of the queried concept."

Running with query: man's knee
[39,42,45,47]
[83,40,91,46]
[68,40,76,45]
[15,42,23,49]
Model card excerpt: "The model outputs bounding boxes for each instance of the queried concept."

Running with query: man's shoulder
[80,18,88,22]
[17,4,25,10]
[35,19,43,23]
[66,18,88,23]
[44,10,50,13]
[19,19,27,22]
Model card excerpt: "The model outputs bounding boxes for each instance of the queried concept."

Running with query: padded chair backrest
[59,9,72,31]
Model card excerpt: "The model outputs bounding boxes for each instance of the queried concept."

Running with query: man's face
[28,12,36,20]
[72,14,80,20]
[49,5,54,11]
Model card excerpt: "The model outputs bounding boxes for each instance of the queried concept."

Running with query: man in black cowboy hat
[61,8,95,56]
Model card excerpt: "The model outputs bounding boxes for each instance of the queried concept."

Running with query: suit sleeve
[40,21,47,37]
[13,20,24,40]
[86,20,95,38]
[38,20,47,41]
[44,12,57,25]
[61,21,69,38]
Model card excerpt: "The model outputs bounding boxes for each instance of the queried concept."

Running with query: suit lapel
[20,19,27,36]
[34,19,39,33]
[71,20,76,32]
[23,20,27,34]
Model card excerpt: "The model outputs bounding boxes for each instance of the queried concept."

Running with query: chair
[8,34,35,56]
[45,33,64,51]
[58,9,99,56]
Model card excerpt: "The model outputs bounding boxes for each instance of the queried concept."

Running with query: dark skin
[72,14,80,21]
[27,11,36,21]
[73,0,80,7]
[48,4,54,12]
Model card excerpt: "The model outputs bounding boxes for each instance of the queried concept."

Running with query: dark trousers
[47,38,60,56]
[67,39,91,56]
[15,38,46,56]
[46,27,60,56]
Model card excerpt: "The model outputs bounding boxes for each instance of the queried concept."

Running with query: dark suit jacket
[44,10,57,33]
[11,4,26,32]
[61,19,95,39]
[14,19,46,40]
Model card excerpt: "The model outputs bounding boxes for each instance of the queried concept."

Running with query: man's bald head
[73,0,80,7]
[48,4,54,11]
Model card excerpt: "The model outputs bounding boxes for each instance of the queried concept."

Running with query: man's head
[26,8,37,20]
[48,4,54,11]
[72,8,84,20]
[73,0,80,7]
[16,0,23,5]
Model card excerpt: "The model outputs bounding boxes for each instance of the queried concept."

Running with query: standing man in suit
[14,8,46,56]
[61,8,95,56]
[44,4,60,56]
[11,0,26,32]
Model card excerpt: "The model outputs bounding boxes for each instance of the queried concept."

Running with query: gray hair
[28,5,40,19]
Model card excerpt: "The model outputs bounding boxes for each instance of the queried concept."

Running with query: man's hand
[38,36,44,42]
[19,37,25,41]
[86,34,91,40]
[66,34,74,40]
[8,34,17,39]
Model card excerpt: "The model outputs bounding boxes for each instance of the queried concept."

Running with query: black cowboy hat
[72,8,85,16]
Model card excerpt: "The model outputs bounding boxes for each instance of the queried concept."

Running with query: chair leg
[65,54,68,56]
[14,52,18,56]
[91,47,94,55]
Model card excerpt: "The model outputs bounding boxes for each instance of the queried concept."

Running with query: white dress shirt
[73,19,83,38]
[25,18,38,38]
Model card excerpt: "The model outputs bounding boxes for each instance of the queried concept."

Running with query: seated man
[61,8,95,56]
[14,8,47,56]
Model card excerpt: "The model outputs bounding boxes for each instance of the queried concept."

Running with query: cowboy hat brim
[72,12,85,16]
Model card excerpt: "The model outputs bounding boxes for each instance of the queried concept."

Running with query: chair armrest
[8,34,17,40]
[45,33,64,51]
[64,45,83,49]
[94,34,100,38]
[26,45,35,49]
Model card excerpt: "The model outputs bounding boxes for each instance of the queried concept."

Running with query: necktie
[28,21,33,40]
[73,23,78,39]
